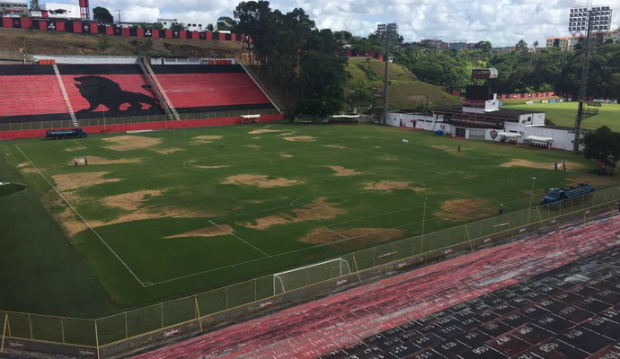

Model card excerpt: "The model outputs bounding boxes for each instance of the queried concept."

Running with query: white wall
[387,113,436,130]
[387,111,580,151]
[33,55,138,64]
[41,3,81,19]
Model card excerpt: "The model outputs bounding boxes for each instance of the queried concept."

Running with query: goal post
[273,258,351,296]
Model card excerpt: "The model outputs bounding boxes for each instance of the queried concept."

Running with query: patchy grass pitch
[1,123,618,315]
[506,102,620,132]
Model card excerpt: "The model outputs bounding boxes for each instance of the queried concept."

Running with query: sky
[55,0,620,47]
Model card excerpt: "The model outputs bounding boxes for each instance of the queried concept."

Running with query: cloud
[55,0,620,46]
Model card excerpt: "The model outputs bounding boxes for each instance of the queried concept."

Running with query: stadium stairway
[150,64,276,115]
[130,217,620,359]
[0,65,71,124]
[52,64,79,127]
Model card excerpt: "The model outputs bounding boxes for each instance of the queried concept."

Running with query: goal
[273,258,351,296]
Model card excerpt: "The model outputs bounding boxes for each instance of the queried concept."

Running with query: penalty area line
[71,140,87,149]
[15,145,147,287]
[209,220,270,258]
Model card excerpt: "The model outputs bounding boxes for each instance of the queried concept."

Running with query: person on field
[563,161,566,171]
[73,157,78,167]
[457,145,461,153]
[498,203,504,215]
[554,162,558,171]
[83,157,88,166]
[219,142,224,150]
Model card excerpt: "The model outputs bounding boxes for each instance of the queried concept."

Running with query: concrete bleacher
[130,216,620,359]
[151,64,275,115]
[0,65,70,124]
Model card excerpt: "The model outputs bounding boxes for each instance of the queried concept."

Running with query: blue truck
[46,128,87,140]
[541,183,595,207]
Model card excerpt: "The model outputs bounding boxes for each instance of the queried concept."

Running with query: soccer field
[506,102,620,132]
[1,123,618,315]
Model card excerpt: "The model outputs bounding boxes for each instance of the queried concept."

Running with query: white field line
[71,140,87,149]
[322,227,349,240]
[209,220,270,258]
[15,145,146,287]
[150,216,421,286]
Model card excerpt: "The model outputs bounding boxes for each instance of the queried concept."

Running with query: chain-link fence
[0,108,280,132]
[2,186,620,355]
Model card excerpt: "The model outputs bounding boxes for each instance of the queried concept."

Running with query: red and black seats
[0,65,70,124]
[151,65,274,115]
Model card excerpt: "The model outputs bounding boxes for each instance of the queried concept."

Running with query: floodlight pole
[573,9,594,154]
[383,32,389,125]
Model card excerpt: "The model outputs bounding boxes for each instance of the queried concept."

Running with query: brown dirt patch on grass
[323,145,346,149]
[64,146,83,152]
[300,227,403,246]
[165,224,234,239]
[103,136,162,151]
[327,166,361,177]
[102,190,162,211]
[240,197,344,230]
[53,172,120,192]
[222,174,301,188]
[500,159,584,170]
[153,148,184,155]
[248,129,283,134]
[380,157,397,161]
[41,192,88,238]
[70,156,142,166]
[500,159,552,169]
[190,135,223,145]
[93,191,218,227]
[245,144,260,149]
[280,153,293,158]
[431,145,463,154]
[435,198,494,222]
[17,162,37,174]
[364,180,426,193]
[283,136,316,142]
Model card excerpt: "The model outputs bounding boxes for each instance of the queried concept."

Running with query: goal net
[273,258,351,296]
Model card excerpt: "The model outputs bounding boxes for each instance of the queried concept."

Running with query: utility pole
[377,23,398,125]
[116,10,123,25]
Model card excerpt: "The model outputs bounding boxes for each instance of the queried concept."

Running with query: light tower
[79,0,90,20]
[568,5,612,154]
[377,23,398,125]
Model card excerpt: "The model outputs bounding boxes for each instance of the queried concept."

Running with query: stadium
[2,2,620,359]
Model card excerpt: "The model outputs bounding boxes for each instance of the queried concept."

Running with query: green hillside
[346,58,461,112]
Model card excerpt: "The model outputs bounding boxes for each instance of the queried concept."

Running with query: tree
[217,16,236,31]
[474,41,492,53]
[515,39,528,52]
[582,126,620,174]
[93,7,114,25]
[169,22,186,31]
[533,40,539,51]
[206,24,214,32]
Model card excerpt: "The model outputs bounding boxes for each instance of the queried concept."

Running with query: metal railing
[0,108,280,133]
[2,186,620,356]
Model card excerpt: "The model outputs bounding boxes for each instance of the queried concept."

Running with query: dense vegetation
[346,34,620,100]
[233,1,348,116]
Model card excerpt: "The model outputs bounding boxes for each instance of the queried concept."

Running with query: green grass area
[505,102,620,132]
[1,123,618,317]
[346,59,461,109]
